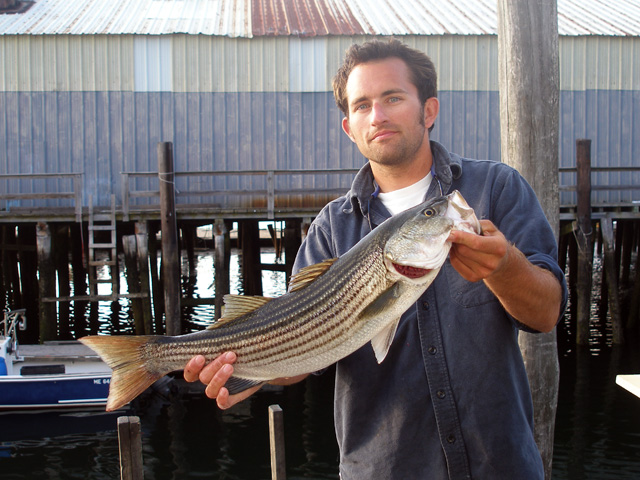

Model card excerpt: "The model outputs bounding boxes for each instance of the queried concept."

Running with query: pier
[1,141,639,345]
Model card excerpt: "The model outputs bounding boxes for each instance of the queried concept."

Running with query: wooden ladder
[88,194,119,301]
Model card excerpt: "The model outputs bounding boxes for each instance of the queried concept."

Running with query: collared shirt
[292,141,569,480]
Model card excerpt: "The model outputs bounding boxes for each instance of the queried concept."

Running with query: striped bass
[80,190,481,411]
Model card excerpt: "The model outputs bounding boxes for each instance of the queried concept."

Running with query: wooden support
[182,224,197,278]
[576,139,593,346]
[497,1,560,476]
[284,219,302,287]
[70,223,89,337]
[147,222,164,335]
[117,416,144,480]
[620,220,634,287]
[601,216,624,344]
[628,235,640,330]
[136,223,153,335]
[214,219,231,321]
[19,225,39,344]
[269,404,286,480]
[240,219,263,296]
[158,142,181,336]
[54,225,71,339]
[123,235,144,335]
[36,222,56,343]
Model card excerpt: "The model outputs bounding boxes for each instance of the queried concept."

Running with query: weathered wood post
[576,139,593,345]
[240,220,263,296]
[136,222,153,335]
[158,142,181,336]
[269,404,286,480]
[497,1,560,477]
[36,222,57,342]
[601,215,624,344]
[214,219,230,321]
[123,235,144,335]
[117,416,144,480]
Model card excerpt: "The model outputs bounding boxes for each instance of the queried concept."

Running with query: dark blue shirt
[292,141,569,480]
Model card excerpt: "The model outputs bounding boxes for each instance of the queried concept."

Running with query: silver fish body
[80,190,481,411]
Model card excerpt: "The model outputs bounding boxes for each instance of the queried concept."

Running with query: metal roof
[1,0,639,37]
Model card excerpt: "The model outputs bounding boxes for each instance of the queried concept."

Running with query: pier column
[36,222,56,343]
[123,235,144,335]
[240,220,262,296]
[158,142,181,336]
[136,222,154,334]
[576,139,593,346]
[214,219,231,320]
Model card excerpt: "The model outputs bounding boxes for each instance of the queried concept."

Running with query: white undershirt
[377,173,433,216]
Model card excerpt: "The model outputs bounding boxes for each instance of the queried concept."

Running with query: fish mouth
[392,263,431,279]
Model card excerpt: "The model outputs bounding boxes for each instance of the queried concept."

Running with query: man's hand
[448,220,509,282]
[184,352,262,410]
[448,220,562,333]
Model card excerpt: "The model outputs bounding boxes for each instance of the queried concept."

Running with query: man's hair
[332,39,438,118]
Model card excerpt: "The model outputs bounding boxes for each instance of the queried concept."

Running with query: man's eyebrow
[349,88,408,108]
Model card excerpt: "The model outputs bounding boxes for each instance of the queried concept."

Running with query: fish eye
[424,208,436,217]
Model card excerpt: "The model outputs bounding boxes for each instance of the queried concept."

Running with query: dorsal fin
[207,295,273,329]
[288,258,337,292]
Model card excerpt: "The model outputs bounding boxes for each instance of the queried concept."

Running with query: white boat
[0,310,112,410]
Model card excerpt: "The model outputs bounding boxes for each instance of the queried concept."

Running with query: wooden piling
[54,225,71,339]
[117,416,144,480]
[214,219,230,321]
[136,223,153,335]
[182,224,197,277]
[36,222,56,342]
[576,139,593,346]
[601,216,624,344]
[147,222,164,334]
[284,219,302,287]
[240,219,263,296]
[70,223,88,336]
[158,142,181,336]
[123,235,144,335]
[19,225,38,343]
[269,404,286,480]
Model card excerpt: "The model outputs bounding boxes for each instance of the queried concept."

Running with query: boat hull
[0,373,111,409]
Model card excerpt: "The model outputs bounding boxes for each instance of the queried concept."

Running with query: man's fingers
[184,355,205,382]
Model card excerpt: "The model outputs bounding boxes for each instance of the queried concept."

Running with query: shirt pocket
[443,262,499,307]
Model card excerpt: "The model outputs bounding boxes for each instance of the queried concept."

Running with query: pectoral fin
[360,283,403,364]
[370,317,402,363]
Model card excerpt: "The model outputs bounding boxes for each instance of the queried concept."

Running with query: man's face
[341,57,437,168]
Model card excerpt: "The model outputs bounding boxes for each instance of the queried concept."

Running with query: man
[185,39,567,479]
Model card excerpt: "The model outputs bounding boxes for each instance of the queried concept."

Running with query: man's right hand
[183,352,263,410]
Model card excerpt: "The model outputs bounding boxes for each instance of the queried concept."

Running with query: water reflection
[1,248,639,479]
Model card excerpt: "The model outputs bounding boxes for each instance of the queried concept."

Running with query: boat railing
[1,309,26,358]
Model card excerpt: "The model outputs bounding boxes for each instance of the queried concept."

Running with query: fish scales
[80,191,482,411]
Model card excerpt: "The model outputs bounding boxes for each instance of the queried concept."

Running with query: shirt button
[447,434,456,444]
[436,390,446,399]
[428,346,437,355]
[422,301,430,310]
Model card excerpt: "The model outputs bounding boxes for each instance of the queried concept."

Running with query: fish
[80,190,481,411]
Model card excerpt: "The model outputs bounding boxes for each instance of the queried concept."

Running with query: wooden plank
[268,405,286,480]
[118,416,144,480]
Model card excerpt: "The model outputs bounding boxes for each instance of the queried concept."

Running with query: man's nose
[370,102,389,125]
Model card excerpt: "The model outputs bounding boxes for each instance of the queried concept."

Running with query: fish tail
[80,335,163,411]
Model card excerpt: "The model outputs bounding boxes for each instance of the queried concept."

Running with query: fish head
[383,190,481,284]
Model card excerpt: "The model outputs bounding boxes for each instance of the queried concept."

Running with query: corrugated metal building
[0,0,639,210]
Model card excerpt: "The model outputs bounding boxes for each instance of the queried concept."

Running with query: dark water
[1,248,640,479]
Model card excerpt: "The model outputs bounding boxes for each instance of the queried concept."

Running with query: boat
[0,309,112,410]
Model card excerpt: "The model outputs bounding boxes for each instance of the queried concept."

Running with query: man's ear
[424,97,439,130]
[342,116,356,143]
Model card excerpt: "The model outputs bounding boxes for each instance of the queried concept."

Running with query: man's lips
[370,130,397,141]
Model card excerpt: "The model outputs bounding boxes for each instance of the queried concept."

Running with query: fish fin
[370,317,402,364]
[208,295,274,328]
[225,376,265,395]
[79,335,164,412]
[358,284,403,364]
[288,258,337,292]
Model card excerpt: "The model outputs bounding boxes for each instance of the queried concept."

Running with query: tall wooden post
[136,222,153,335]
[158,142,181,336]
[497,1,560,477]
[576,140,593,345]
[36,222,57,343]
[214,219,230,321]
